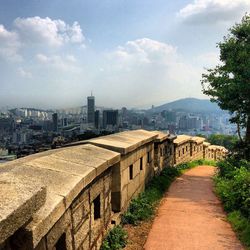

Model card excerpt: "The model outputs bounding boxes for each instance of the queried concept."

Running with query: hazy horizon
[0,96,216,111]
[1,0,249,109]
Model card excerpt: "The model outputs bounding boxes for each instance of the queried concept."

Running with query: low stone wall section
[0,144,120,250]
[0,130,227,250]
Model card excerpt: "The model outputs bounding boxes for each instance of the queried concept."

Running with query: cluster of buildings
[81,95,119,132]
[149,110,236,136]
[0,148,16,163]
[0,129,227,250]
[0,95,123,159]
[0,94,235,161]
[0,108,57,156]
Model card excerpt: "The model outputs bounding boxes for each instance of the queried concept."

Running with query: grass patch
[101,226,128,250]
[177,159,216,174]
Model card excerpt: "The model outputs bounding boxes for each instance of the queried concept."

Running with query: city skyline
[0,0,249,109]
[0,91,236,165]
[0,96,220,112]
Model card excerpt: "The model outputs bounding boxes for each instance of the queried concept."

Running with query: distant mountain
[150,98,222,113]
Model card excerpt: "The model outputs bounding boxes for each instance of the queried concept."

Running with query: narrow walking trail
[144,166,244,250]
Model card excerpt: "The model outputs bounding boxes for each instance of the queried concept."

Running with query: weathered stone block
[104,196,110,211]
[71,188,89,211]
[108,191,111,203]
[25,193,66,249]
[34,238,46,250]
[136,148,142,160]
[120,158,127,172]
[111,165,121,192]
[73,217,90,250]
[104,175,111,195]
[0,172,46,246]
[120,186,128,210]
[127,174,140,200]
[90,218,103,248]
[133,160,140,177]
[81,234,90,250]
[72,204,90,232]
[90,179,103,202]
[45,209,72,250]
[139,169,145,187]
[104,207,111,227]
[120,168,128,189]
[96,234,103,250]
[111,191,121,212]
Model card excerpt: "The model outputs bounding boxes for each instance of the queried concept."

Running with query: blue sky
[0,0,249,109]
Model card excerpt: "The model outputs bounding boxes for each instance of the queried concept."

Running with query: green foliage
[228,211,250,249]
[207,134,238,150]
[215,158,250,248]
[216,157,250,178]
[101,226,127,250]
[202,13,250,122]
[122,160,213,225]
[201,14,250,154]
[215,166,250,218]
[121,193,154,225]
[122,167,177,225]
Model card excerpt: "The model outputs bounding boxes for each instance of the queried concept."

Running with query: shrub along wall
[101,159,214,249]
[214,158,250,248]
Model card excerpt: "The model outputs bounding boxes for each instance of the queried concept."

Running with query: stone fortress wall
[0,130,227,250]
[173,135,192,165]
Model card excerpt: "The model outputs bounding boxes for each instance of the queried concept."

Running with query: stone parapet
[173,135,192,145]
[87,130,157,213]
[0,129,227,250]
[0,173,46,246]
[87,129,158,155]
[206,145,228,161]
[0,144,120,249]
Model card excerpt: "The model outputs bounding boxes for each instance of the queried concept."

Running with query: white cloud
[36,53,49,62]
[65,54,77,62]
[114,38,177,65]
[18,67,32,78]
[178,0,250,24]
[0,16,85,62]
[36,53,80,72]
[67,22,84,43]
[14,16,85,47]
[0,24,21,61]
[196,51,220,67]
[97,38,203,107]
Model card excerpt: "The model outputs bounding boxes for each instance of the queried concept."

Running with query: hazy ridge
[150,98,222,113]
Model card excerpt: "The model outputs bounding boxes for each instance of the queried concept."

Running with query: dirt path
[144,166,244,250]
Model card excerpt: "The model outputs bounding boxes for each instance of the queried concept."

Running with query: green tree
[207,134,238,150]
[202,14,250,158]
